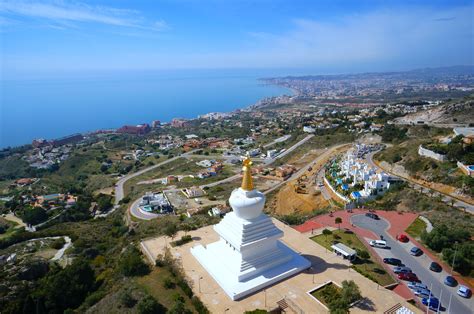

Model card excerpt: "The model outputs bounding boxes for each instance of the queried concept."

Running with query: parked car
[397,234,409,242]
[414,288,431,298]
[365,213,379,220]
[457,285,472,298]
[410,247,423,256]
[398,272,419,282]
[383,258,403,266]
[408,282,428,290]
[444,276,458,287]
[429,262,442,272]
[422,297,439,310]
[370,240,387,248]
[393,266,412,274]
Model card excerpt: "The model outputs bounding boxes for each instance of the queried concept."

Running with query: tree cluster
[421,225,473,276]
[380,125,407,143]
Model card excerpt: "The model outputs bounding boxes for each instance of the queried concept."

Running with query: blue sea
[0,69,295,148]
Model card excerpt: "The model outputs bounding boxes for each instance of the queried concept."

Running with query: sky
[1,0,473,78]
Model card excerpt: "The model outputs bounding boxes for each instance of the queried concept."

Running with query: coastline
[1,75,293,149]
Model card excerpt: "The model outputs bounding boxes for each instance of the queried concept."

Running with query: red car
[398,272,420,282]
[397,234,409,243]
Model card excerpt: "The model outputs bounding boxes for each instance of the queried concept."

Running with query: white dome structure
[229,188,265,220]
[191,156,311,300]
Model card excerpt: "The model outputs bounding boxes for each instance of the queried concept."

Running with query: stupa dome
[229,188,265,220]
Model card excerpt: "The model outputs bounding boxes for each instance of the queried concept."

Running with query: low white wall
[457,161,474,176]
[418,145,447,162]
[419,216,433,233]
[323,177,350,203]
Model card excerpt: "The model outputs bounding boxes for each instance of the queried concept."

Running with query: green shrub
[83,290,107,307]
[50,237,66,250]
[119,289,136,308]
[137,295,166,314]
[191,296,209,314]
[163,277,175,289]
[177,279,193,298]
[170,235,193,247]
[118,246,150,277]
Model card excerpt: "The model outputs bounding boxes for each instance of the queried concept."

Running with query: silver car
[408,282,428,290]
[414,288,431,298]
[393,266,412,274]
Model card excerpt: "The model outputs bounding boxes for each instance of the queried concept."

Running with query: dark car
[398,272,419,282]
[444,276,458,287]
[365,213,380,220]
[422,297,440,310]
[410,247,423,256]
[429,262,442,272]
[383,258,403,266]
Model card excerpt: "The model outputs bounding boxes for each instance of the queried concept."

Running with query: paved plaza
[141,218,420,313]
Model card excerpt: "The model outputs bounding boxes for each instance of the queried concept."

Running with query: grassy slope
[405,217,427,240]
[311,230,395,286]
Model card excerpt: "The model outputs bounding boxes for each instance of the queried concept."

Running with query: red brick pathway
[294,208,418,240]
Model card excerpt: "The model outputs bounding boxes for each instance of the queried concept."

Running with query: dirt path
[4,213,26,228]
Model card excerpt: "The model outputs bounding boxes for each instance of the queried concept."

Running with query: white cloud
[0,0,168,31]
[241,5,473,68]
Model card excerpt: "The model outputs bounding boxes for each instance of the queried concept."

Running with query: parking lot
[351,214,473,313]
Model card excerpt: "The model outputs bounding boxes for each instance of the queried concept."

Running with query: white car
[408,282,428,290]
[369,240,387,248]
[457,285,472,298]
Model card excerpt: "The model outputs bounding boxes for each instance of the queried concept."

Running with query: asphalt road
[128,135,317,219]
[351,214,473,314]
[129,196,160,220]
[366,152,474,214]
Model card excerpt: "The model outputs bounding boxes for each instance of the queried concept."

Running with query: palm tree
[335,217,342,230]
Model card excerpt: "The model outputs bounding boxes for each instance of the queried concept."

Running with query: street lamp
[199,276,203,293]
[447,293,453,314]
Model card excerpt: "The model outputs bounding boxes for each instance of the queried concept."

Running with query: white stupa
[191,156,310,300]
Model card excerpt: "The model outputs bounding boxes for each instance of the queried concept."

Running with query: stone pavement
[141,218,420,314]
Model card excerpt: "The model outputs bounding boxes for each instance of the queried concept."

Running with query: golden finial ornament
[241,154,254,191]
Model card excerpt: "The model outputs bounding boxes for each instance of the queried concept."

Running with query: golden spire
[241,154,254,191]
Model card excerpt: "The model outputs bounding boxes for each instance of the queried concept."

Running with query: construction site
[265,144,351,215]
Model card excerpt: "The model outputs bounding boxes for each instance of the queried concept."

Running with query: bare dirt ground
[165,190,225,212]
[94,186,115,196]
[273,184,328,215]
[268,145,351,215]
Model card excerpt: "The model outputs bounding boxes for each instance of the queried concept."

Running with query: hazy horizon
[1,0,473,79]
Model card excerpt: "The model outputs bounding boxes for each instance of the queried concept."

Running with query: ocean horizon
[0,69,297,149]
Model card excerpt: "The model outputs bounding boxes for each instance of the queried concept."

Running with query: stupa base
[191,240,311,300]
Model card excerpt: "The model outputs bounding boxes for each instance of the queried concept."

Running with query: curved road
[127,135,316,220]
[351,214,472,314]
[366,151,473,214]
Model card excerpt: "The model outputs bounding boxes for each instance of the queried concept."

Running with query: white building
[247,148,260,157]
[303,126,316,133]
[182,186,206,198]
[266,149,278,159]
[196,159,213,168]
[338,148,391,201]
[191,157,310,300]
